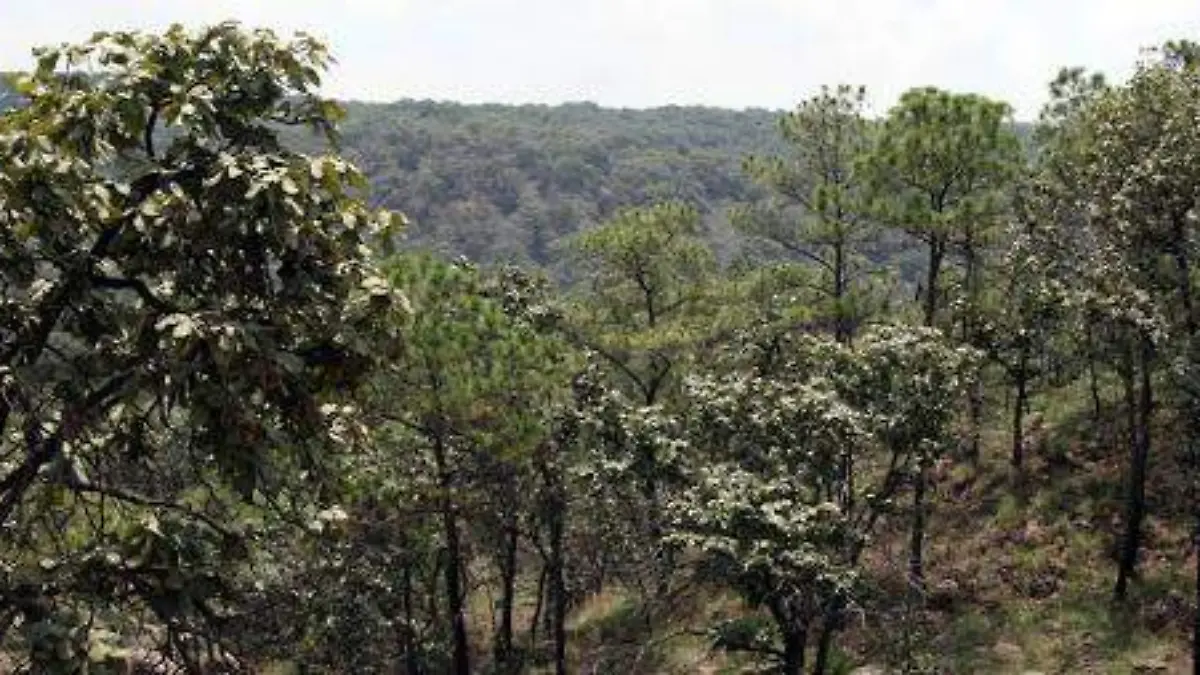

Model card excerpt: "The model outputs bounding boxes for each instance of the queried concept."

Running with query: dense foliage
[327,100,783,274]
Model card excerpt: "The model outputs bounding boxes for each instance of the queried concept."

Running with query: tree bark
[494,512,520,673]
[1012,342,1030,469]
[1168,235,1199,674]
[1115,337,1153,601]
[1114,342,1136,594]
[963,230,982,462]
[433,432,471,675]
[548,490,567,675]
[833,240,850,345]
[923,237,945,329]
[909,465,928,589]
[813,604,843,675]
[528,563,546,649]
[780,626,807,675]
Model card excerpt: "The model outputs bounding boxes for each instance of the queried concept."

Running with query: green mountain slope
[3,82,1033,280]
[331,100,1034,278]
[332,100,785,272]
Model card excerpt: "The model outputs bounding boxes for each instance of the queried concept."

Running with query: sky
[1,1,1198,120]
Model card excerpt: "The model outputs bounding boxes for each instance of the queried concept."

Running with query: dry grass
[854,377,1197,674]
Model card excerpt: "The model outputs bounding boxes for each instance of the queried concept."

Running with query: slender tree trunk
[433,433,471,675]
[1114,343,1136,597]
[444,515,470,675]
[833,240,850,345]
[813,604,843,675]
[538,448,569,675]
[494,512,519,673]
[427,556,443,631]
[548,494,567,675]
[968,377,984,461]
[528,563,546,649]
[1193,455,1200,675]
[766,600,807,675]
[1115,338,1153,601]
[401,559,421,675]
[909,465,928,588]
[1085,325,1103,425]
[780,626,807,675]
[639,354,671,617]
[963,234,982,462]
[643,467,672,622]
[1012,343,1029,469]
[923,238,944,329]
[906,236,944,592]
[815,407,861,674]
[1168,237,1199,674]
[543,570,556,639]
[960,227,977,343]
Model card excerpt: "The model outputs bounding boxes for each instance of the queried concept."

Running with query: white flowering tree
[564,201,719,612]
[668,325,974,675]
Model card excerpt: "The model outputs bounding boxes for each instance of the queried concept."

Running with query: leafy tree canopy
[0,21,401,671]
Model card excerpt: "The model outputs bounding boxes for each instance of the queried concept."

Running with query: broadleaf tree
[669,324,974,675]
[0,22,401,671]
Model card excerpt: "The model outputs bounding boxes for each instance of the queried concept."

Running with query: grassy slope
[908,377,1193,674]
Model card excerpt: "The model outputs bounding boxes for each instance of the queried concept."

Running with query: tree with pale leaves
[0,23,401,672]
[668,325,974,675]
[1036,45,1200,664]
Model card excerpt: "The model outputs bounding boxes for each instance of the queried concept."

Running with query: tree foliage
[0,22,400,671]
[861,87,1021,327]
[734,84,879,342]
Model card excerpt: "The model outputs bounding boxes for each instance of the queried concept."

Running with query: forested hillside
[0,75,1023,278]
[3,22,1200,675]
[333,101,782,271]
[0,76,914,289]
[323,101,1030,281]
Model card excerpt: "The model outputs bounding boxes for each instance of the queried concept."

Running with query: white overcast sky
[1,1,1198,119]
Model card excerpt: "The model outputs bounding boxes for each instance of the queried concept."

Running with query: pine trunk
[434,432,471,675]
[1115,338,1153,600]
[1012,343,1029,468]
[780,627,807,675]
[494,514,519,673]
